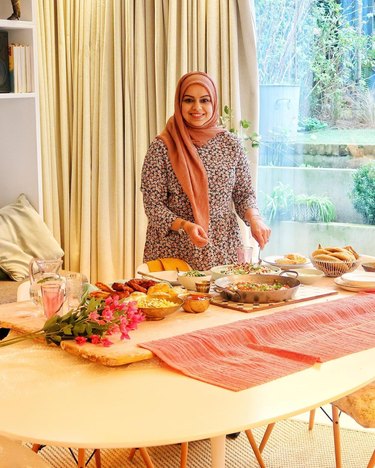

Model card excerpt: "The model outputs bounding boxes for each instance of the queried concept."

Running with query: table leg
[210,435,226,468]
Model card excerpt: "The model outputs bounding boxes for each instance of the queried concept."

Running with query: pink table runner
[139,293,375,391]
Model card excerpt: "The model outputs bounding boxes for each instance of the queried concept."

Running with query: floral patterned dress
[141,131,258,270]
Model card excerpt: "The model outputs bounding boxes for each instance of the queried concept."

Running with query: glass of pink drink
[41,281,65,318]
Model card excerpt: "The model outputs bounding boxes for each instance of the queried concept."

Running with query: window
[254,0,375,258]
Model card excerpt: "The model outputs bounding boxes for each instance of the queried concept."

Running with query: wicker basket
[310,257,360,277]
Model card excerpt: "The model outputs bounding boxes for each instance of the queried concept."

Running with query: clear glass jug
[29,257,63,307]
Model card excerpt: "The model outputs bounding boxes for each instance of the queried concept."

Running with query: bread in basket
[310,245,360,277]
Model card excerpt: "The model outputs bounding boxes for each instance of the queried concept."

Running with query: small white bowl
[285,268,324,285]
[177,271,212,291]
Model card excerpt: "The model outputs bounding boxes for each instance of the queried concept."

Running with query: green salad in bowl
[177,270,212,290]
[210,263,280,280]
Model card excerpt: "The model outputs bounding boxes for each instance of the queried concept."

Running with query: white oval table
[0,275,374,468]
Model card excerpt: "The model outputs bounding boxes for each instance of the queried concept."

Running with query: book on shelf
[8,43,32,93]
[8,43,14,92]
[0,31,11,93]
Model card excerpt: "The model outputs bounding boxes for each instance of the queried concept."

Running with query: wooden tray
[210,285,338,312]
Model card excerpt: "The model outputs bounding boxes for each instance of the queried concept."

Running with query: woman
[141,71,270,270]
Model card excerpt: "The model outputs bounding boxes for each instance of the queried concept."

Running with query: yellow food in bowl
[275,254,307,265]
[137,297,177,308]
[138,296,183,320]
[147,282,178,300]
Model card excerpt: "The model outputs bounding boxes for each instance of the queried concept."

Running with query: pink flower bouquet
[0,295,145,348]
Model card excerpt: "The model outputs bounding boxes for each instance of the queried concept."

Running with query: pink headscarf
[159,71,225,232]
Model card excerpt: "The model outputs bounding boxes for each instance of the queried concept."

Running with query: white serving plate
[136,263,179,285]
[334,277,375,292]
[263,255,311,270]
[340,272,375,288]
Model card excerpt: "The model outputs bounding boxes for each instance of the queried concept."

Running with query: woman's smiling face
[181,84,213,127]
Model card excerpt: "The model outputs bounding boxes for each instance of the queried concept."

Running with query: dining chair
[247,383,374,468]
[32,444,102,468]
[331,382,375,468]
[129,430,267,468]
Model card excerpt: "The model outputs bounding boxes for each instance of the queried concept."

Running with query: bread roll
[330,251,355,262]
[312,248,333,257]
[343,245,360,260]
[324,247,348,253]
[313,253,341,262]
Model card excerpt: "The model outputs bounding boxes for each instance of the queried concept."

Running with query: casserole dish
[214,273,300,303]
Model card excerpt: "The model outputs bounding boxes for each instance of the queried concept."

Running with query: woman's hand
[184,221,209,248]
[172,218,208,248]
[249,216,271,249]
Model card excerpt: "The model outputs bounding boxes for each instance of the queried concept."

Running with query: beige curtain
[37,0,258,283]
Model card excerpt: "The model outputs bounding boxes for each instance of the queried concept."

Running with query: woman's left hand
[249,217,271,249]
[185,221,209,248]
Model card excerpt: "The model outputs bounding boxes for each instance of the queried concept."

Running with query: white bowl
[285,268,324,285]
[177,271,212,291]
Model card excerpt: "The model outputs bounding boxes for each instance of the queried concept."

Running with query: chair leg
[309,409,316,431]
[367,450,375,468]
[332,405,342,468]
[245,429,266,468]
[32,444,100,467]
[139,447,155,468]
[94,449,102,468]
[259,422,275,453]
[129,447,154,468]
[77,448,85,468]
[128,447,137,461]
[180,442,188,468]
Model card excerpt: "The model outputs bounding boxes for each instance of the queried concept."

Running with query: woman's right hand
[184,221,209,248]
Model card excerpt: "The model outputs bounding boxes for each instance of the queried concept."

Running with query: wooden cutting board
[210,285,338,312]
[0,290,343,367]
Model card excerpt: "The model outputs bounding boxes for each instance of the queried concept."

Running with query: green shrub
[263,182,336,223]
[292,194,336,222]
[351,163,375,224]
[263,183,295,222]
[299,117,327,132]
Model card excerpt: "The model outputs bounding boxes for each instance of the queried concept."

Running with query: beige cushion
[333,382,375,428]
[0,194,64,281]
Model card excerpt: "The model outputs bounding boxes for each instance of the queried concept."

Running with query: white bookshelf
[0,0,42,213]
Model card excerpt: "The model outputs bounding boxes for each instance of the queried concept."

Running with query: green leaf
[73,323,87,336]
[45,335,62,345]
[43,315,59,331]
